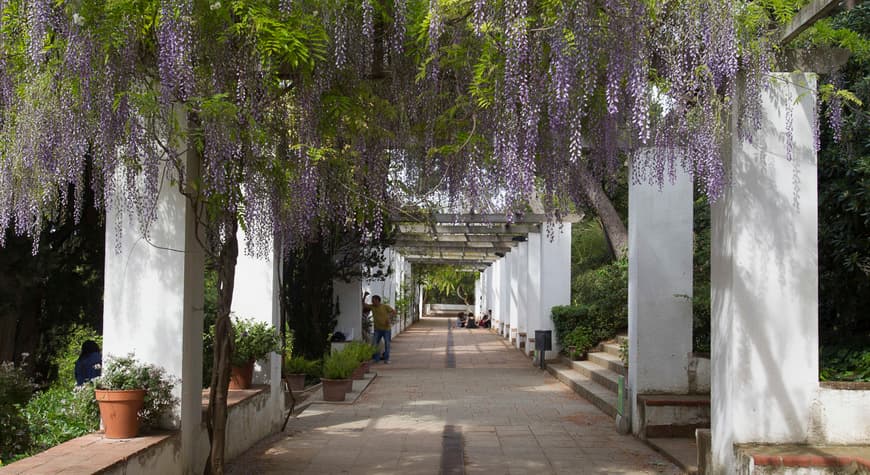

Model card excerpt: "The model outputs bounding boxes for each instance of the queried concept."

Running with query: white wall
[103,158,204,472]
[333,276,362,341]
[628,158,694,434]
[711,73,819,473]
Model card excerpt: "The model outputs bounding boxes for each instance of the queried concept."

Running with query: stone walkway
[227,317,680,474]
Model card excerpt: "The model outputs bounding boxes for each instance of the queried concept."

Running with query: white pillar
[513,241,529,349]
[231,231,283,421]
[333,277,362,342]
[628,157,694,435]
[500,257,511,337]
[103,158,204,471]
[540,223,571,355]
[710,73,818,473]
[525,233,542,356]
[508,251,520,341]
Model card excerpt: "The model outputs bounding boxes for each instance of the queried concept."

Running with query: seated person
[456,312,467,328]
[479,311,492,328]
[466,315,478,329]
[75,340,102,386]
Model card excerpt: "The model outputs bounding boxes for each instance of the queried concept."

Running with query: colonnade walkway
[227,317,680,474]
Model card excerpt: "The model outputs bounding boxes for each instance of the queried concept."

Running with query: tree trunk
[576,163,628,260]
[204,220,239,475]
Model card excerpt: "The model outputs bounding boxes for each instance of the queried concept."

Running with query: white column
[500,257,511,337]
[525,233,542,356]
[628,156,694,435]
[231,231,283,413]
[710,73,818,473]
[540,223,571,355]
[333,277,362,342]
[513,241,529,349]
[103,157,204,471]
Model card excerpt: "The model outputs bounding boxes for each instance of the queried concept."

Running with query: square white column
[231,230,283,413]
[334,276,363,342]
[103,156,204,471]
[539,224,571,355]
[628,155,694,435]
[711,73,818,473]
[500,257,511,337]
[525,233,542,356]
[513,241,529,349]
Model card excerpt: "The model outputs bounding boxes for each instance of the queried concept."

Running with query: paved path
[227,317,680,474]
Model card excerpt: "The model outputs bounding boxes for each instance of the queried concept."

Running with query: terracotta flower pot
[284,373,305,391]
[362,361,371,374]
[340,378,353,394]
[351,364,366,380]
[321,379,349,402]
[230,361,255,389]
[95,389,146,439]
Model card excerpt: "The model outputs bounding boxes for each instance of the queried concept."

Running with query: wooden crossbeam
[396,223,540,235]
[393,212,582,225]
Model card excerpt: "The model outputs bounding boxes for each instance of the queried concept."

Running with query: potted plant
[321,351,356,402]
[283,355,318,391]
[92,354,175,439]
[229,317,280,389]
[566,327,594,361]
[345,342,376,380]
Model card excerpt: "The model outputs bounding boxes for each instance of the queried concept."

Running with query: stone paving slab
[227,317,681,474]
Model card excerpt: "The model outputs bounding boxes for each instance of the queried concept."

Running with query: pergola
[389,213,583,271]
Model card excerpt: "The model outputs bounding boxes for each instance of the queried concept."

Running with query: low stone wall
[689,354,711,394]
[809,383,870,445]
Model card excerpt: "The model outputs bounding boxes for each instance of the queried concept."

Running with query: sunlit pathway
[227,317,680,474]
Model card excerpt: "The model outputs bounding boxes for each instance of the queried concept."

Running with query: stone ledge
[739,445,870,469]
[0,432,177,475]
[820,381,870,391]
[639,394,710,407]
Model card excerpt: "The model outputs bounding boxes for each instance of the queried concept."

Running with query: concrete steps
[588,350,627,376]
[567,359,621,392]
[546,362,618,418]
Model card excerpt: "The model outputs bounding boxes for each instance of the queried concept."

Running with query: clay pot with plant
[283,355,319,391]
[225,317,280,389]
[565,327,595,361]
[321,351,356,402]
[91,354,176,439]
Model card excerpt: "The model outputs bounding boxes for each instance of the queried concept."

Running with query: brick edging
[752,454,870,468]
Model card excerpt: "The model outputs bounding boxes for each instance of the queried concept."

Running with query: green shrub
[322,351,356,380]
[820,342,870,382]
[0,362,33,464]
[344,341,377,363]
[563,327,595,356]
[283,355,319,376]
[22,386,99,455]
[54,326,102,389]
[230,317,281,366]
[551,305,593,347]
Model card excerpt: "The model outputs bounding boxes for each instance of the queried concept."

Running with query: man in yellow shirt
[363,292,397,364]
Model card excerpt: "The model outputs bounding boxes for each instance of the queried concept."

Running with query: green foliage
[92,355,177,429]
[693,196,712,353]
[571,258,629,342]
[229,317,281,366]
[563,326,595,357]
[571,219,612,276]
[820,342,870,382]
[321,350,356,380]
[282,355,319,376]
[418,264,477,305]
[21,386,100,456]
[0,362,33,464]
[344,341,378,363]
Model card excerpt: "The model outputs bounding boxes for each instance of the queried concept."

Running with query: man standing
[363,292,397,364]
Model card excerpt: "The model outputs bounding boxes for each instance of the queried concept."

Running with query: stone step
[546,363,617,418]
[638,395,711,439]
[617,334,628,346]
[602,342,621,357]
[567,359,621,393]
[588,351,626,376]
[646,437,699,475]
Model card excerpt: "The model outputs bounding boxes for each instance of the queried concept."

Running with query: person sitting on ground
[465,314,478,329]
[456,312,467,328]
[75,340,102,386]
[479,311,492,329]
